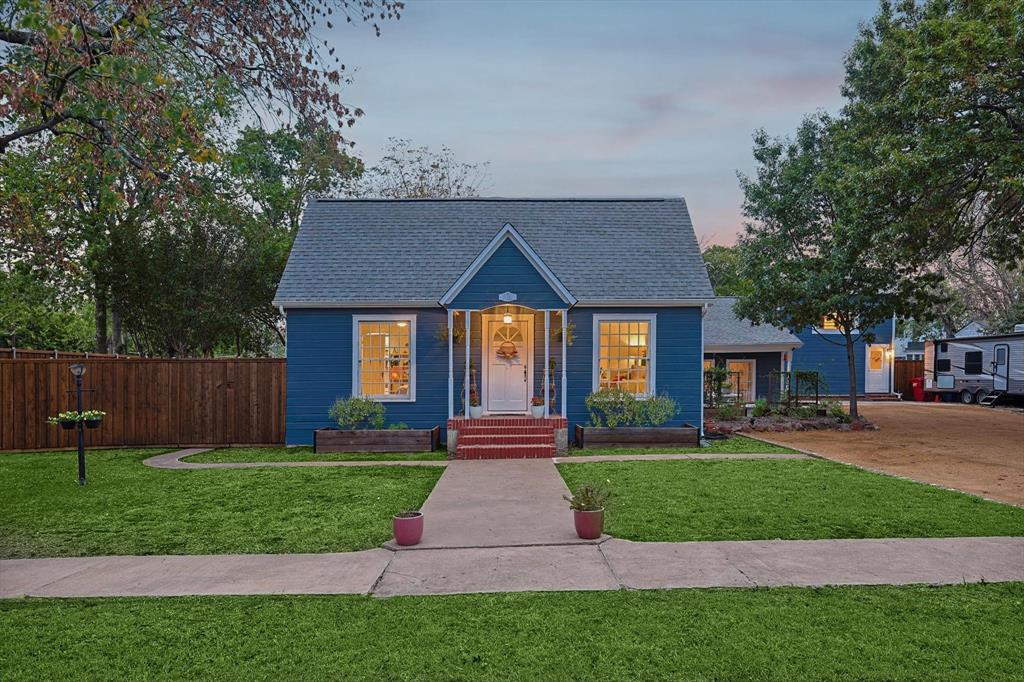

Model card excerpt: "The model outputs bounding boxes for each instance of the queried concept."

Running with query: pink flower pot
[573,508,604,540]
[392,512,424,546]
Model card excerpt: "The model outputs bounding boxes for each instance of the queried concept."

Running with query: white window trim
[725,358,757,404]
[592,313,657,396]
[352,314,416,402]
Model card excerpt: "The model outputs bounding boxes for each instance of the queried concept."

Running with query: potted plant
[47,411,80,430]
[392,509,424,546]
[469,391,483,419]
[564,483,610,540]
[81,410,106,429]
[530,395,545,418]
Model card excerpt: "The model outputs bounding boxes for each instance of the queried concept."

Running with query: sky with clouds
[327,0,879,244]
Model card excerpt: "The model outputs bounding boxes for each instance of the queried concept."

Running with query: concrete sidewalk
[3,536,1021,599]
[405,459,593,549]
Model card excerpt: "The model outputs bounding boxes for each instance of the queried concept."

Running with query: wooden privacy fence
[1,358,285,451]
[0,347,140,360]
[894,359,924,399]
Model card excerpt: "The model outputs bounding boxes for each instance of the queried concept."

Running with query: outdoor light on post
[69,363,87,486]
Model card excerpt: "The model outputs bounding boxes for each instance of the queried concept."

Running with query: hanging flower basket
[82,410,106,429]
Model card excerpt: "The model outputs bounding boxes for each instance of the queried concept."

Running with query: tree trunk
[94,286,108,354]
[111,308,123,354]
[845,330,859,420]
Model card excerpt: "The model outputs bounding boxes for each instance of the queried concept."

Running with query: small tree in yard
[735,114,940,420]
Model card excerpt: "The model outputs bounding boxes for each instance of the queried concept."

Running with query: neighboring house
[895,337,925,361]
[274,198,714,446]
[955,320,987,338]
[790,316,897,396]
[702,297,802,403]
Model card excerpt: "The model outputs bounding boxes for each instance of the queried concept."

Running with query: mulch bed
[706,416,877,435]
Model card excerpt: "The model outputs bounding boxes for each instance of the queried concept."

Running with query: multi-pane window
[820,315,841,330]
[964,351,983,375]
[595,317,654,395]
[355,317,414,400]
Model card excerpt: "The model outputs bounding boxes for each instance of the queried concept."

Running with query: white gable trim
[438,223,577,307]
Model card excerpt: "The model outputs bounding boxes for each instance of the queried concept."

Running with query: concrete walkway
[143,449,447,469]
[401,459,594,549]
[4,537,1021,599]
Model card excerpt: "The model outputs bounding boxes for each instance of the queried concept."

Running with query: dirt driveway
[758,402,1024,506]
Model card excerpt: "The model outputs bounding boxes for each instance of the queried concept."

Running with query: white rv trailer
[923,324,1024,404]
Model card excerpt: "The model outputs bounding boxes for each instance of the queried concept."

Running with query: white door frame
[725,358,756,404]
[993,343,1009,391]
[481,313,534,414]
[865,343,890,393]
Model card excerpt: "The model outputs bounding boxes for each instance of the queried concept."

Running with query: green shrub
[328,396,386,430]
[563,482,611,511]
[751,398,769,418]
[716,403,743,421]
[387,422,410,430]
[585,390,677,427]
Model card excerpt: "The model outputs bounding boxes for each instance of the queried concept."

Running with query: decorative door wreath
[496,341,519,361]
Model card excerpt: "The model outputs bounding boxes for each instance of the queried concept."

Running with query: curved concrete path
[143,448,448,469]
[3,536,1021,599]
[143,448,806,470]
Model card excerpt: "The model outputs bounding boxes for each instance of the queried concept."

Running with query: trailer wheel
[959,389,975,404]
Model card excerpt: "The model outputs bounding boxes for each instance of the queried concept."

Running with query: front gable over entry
[441,224,577,309]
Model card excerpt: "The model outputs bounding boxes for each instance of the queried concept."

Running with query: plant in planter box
[81,410,106,428]
[392,509,424,546]
[328,396,385,430]
[585,389,677,427]
[564,482,611,539]
[530,395,545,418]
[47,411,81,429]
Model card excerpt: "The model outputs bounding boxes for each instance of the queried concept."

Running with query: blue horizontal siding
[285,308,448,445]
[449,239,567,309]
[567,307,703,433]
[791,317,894,395]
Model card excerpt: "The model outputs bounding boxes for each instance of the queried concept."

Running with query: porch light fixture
[502,306,513,325]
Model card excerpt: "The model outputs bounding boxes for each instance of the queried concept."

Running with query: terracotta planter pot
[530,405,544,418]
[393,512,424,546]
[572,508,604,540]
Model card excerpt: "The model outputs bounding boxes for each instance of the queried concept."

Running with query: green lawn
[0,449,442,559]
[569,434,797,456]
[2,584,1021,680]
[559,458,1024,542]
[186,446,447,463]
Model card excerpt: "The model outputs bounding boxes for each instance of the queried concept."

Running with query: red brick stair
[448,416,567,460]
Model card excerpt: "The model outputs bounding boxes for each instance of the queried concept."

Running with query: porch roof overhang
[439,223,577,309]
[704,342,802,354]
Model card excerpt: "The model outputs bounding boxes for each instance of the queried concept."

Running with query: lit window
[820,315,841,330]
[353,316,415,400]
[593,316,655,395]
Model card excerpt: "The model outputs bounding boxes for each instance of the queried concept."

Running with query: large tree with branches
[0,0,402,172]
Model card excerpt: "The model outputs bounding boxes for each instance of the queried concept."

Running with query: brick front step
[448,416,568,429]
[456,443,556,459]
[457,426,557,436]
[459,433,555,446]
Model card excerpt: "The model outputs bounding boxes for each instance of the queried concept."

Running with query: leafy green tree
[701,245,751,296]
[0,265,93,351]
[838,0,1023,267]
[735,115,939,419]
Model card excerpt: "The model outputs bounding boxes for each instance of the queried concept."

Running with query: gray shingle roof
[273,197,714,306]
[704,297,802,349]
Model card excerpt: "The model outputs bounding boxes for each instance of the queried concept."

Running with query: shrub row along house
[274,198,896,455]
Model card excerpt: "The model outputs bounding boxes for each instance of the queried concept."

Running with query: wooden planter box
[315,426,440,453]
[575,424,700,449]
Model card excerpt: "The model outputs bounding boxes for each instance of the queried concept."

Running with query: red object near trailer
[911,376,925,402]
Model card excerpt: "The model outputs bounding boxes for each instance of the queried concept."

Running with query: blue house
[273,198,714,454]
[790,316,896,396]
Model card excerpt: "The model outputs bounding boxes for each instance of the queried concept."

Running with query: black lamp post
[69,363,87,485]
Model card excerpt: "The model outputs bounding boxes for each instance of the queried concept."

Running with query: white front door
[993,344,1009,391]
[865,344,890,393]
[484,315,532,413]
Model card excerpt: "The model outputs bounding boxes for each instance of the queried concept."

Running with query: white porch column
[464,310,471,418]
[447,309,454,419]
[543,310,551,418]
[561,310,567,417]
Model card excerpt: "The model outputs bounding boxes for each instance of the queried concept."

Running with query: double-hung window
[353,315,416,401]
[593,314,656,396]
